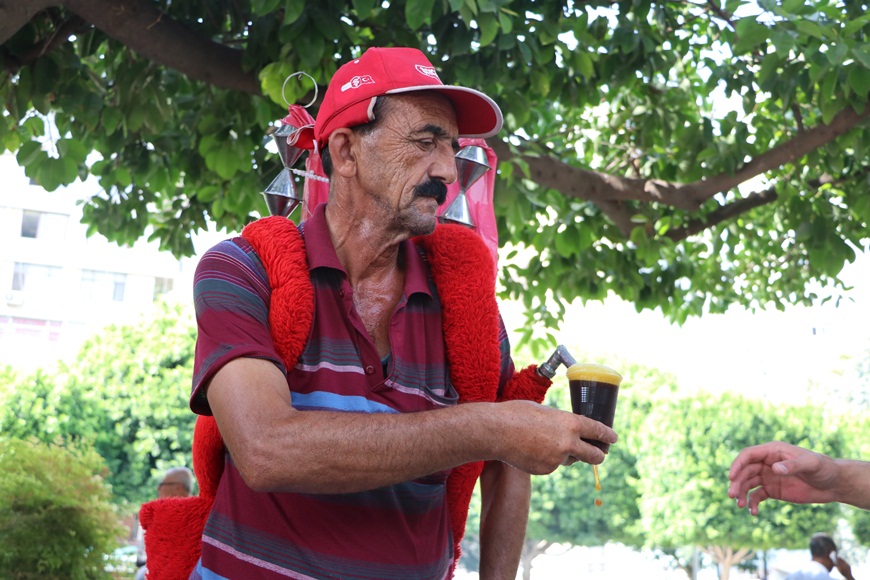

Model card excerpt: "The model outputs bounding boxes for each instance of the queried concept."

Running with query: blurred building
[0,154,195,371]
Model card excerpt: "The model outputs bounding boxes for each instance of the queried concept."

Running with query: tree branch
[2,0,260,95]
[665,188,778,241]
[704,0,735,30]
[597,199,637,238]
[4,14,86,73]
[491,101,870,216]
[0,0,57,44]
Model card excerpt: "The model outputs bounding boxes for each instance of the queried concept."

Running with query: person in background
[783,532,855,580]
[728,441,870,513]
[155,466,194,499]
[135,466,194,580]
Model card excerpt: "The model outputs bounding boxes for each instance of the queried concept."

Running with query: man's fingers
[747,487,770,515]
[575,415,617,447]
[576,435,608,463]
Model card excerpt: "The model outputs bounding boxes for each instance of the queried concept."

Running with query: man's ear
[327,129,357,178]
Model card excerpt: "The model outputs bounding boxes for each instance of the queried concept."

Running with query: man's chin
[407,212,437,237]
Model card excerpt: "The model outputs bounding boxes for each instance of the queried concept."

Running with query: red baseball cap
[313,47,503,152]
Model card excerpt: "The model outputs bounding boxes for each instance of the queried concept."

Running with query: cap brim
[387,85,503,139]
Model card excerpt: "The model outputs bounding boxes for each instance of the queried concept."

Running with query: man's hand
[490,400,617,474]
[728,441,841,514]
[835,555,855,580]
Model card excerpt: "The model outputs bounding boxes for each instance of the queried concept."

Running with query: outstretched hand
[727,441,840,514]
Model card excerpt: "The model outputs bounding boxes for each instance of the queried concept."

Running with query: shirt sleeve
[189,238,286,415]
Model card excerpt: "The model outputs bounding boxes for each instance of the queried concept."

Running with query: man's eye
[418,139,436,148]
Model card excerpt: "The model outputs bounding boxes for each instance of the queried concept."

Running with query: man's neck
[811,556,833,572]
[325,202,406,287]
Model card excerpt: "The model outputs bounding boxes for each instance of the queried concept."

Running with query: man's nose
[431,143,458,185]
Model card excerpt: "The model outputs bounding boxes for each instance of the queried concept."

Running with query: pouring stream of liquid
[592,464,603,506]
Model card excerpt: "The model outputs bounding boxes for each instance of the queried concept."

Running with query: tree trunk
[520,539,551,580]
[703,545,754,580]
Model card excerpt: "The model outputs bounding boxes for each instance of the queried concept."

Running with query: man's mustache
[413,179,448,206]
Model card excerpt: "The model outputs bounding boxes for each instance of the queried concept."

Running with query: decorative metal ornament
[439,145,491,229]
[273,124,306,168]
[261,71,319,218]
[263,167,302,218]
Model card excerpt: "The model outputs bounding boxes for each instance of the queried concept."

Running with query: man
[783,533,855,580]
[191,46,616,579]
[157,466,195,499]
[728,441,870,512]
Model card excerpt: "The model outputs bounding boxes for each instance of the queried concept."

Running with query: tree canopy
[0,438,123,579]
[635,392,847,579]
[2,0,870,325]
[0,301,197,507]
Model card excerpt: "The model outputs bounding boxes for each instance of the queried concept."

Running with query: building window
[19,210,68,241]
[21,211,40,238]
[113,273,126,302]
[12,262,61,292]
[153,277,174,301]
[81,270,127,303]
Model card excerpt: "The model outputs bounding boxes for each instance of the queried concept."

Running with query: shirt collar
[302,203,433,298]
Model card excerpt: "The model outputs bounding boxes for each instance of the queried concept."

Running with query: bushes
[0,438,124,579]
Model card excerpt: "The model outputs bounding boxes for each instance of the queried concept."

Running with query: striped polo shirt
[189,204,514,579]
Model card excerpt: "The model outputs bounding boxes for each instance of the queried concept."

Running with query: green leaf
[820,71,838,103]
[351,0,375,17]
[477,12,499,47]
[298,33,325,69]
[259,61,297,105]
[251,0,281,15]
[848,66,870,98]
[477,0,499,12]
[852,47,870,69]
[825,43,848,66]
[842,15,870,37]
[284,0,305,24]
[448,0,464,11]
[781,0,806,14]
[733,19,769,54]
[16,140,43,166]
[795,20,827,41]
[101,107,122,133]
[37,158,65,191]
[406,0,436,30]
[56,139,89,165]
[757,54,781,86]
[498,9,513,35]
[575,51,594,79]
[554,228,575,258]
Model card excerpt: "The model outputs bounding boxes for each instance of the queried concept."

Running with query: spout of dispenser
[536,345,577,379]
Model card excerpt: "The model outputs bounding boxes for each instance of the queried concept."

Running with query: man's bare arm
[478,461,531,579]
[207,357,616,494]
[728,441,870,512]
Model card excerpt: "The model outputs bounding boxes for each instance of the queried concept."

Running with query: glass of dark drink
[567,363,623,453]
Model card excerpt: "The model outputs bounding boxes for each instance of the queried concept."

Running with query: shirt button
[365,365,375,375]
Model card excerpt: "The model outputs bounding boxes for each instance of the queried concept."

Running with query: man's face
[353,92,459,237]
[157,477,189,499]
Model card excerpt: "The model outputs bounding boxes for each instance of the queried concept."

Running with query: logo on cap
[341,75,375,92]
[415,64,440,80]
